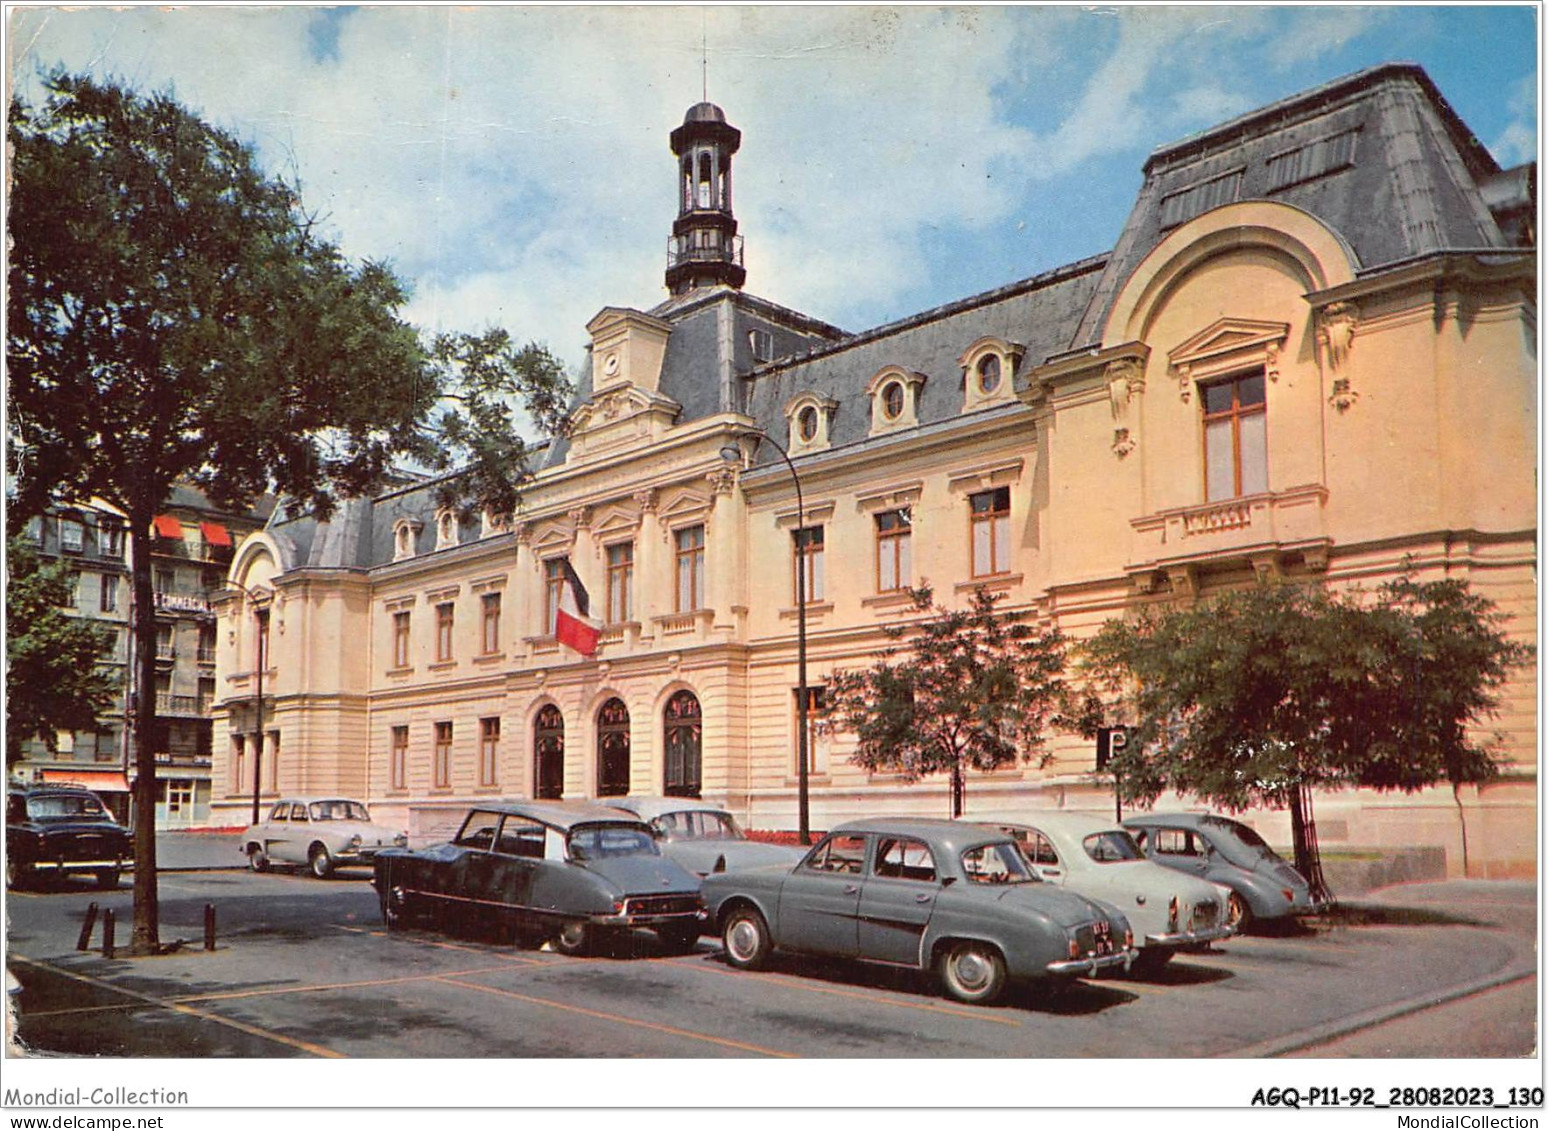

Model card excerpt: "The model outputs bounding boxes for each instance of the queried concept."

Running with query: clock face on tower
[603,352,620,378]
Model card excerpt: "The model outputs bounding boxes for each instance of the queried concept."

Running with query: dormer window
[393,518,423,562]
[866,367,926,436]
[749,329,774,364]
[784,392,838,456]
[435,510,459,551]
[958,337,1023,414]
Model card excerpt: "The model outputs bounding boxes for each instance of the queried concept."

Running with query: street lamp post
[722,432,811,845]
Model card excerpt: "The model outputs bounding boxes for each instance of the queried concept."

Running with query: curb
[1221,966,1537,1058]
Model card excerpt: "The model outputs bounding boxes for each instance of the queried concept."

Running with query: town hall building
[212,64,1537,877]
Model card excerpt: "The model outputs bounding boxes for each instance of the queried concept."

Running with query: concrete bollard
[204,904,217,952]
[76,903,100,951]
[101,908,116,959]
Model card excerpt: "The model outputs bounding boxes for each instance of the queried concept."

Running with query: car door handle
[843,884,859,895]
[914,892,932,903]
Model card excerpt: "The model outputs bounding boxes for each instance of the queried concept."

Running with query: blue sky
[9,5,1538,374]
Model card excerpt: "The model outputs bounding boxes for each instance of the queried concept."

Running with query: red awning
[152,514,185,539]
[200,521,232,546]
[40,770,131,793]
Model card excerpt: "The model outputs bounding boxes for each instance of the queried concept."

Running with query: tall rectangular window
[101,522,125,559]
[875,510,912,592]
[264,730,280,793]
[256,609,270,671]
[390,725,408,790]
[479,717,500,787]
[60,519,84,553]
[606,542,634,623]
[675,525,705,612]
[156,623,175,659]
[392,610,411,668]
[1203,370,1268,500]
[480,592,501,654]
[100,574,119,613]
[793,685,831,776]
[197,624,217,663]
[969,487,1011,577]
[544,559,566,634]
[433,722,453,788]
[64,571,80,607]
[435,601,455,662]
[155,569,175,596]
[231,735,246,795]
[792,527,825,603]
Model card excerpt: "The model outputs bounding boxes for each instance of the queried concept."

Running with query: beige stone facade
[212,65,1536,877]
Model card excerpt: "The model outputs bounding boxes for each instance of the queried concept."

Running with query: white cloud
[1491,74,1537,168]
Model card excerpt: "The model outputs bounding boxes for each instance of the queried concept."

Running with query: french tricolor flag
[555,558,602,657]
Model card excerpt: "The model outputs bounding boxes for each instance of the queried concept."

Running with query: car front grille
[621,894,701,918]
[1075,920,1118,957]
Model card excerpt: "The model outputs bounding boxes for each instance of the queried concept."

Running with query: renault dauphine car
[241,796,408,877]
[7,784,132,890]
[1123,812,1326,928]
[372,800,704,954]
[602,796,806,877]
[701,817,1135,1005]
[972,811,1232,973]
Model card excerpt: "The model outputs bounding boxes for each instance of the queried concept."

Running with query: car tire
[721,906,772,970]
[657,923,701,955]
[1130,948,1175,977]
[1226,891,1254,932]
[96,867,121,890]
[937,940,1007,1006]
[6,855,30,890]
[309,844,334,879]
[247,845,269,873]
[552,920,591,956]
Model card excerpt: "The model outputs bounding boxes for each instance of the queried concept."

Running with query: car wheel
[6,855,30,890]
[309,844,334,879]
[1226,891,1254,931]
[96,867,121,890]
[721,906,772,970]
[657,923,701,955]
[552,920,591,956]
[937,940,1007,1006]
[1130,948,1175,977]
[246,844,269,873]
[381,885,411,931]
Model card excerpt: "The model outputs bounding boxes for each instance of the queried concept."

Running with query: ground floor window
[663,690,702,798]
[535,705,564,799]
[596,698,630,796]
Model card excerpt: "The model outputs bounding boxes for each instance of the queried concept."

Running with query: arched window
[596,698,630,797]
[663,690,702,798]
[534,705,564,800]
[697,152,713,209]
[681,157,693,213]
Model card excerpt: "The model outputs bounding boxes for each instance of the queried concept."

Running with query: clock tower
[665,102,746,295]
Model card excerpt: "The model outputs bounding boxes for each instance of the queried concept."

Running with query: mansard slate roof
[263,63,1531,569]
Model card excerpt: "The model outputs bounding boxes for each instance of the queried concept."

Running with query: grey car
[701,817,1135,1006]
[602,796,806,876]
[1123,812,1326,928]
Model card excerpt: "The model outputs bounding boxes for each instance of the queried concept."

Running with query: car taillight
[614,899,627,915]
[1282,888,1294,902]
[1167,896,1179,932]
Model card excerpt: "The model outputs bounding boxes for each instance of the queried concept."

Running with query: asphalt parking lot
[4,867,1536,1061]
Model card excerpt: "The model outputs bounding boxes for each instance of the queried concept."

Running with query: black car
[373,800,704,955]
[6,784,133,889]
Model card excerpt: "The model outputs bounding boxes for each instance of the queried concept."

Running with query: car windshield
[652,809,744,841]
[1083,831,1143,863]
[960,841,1040,885]
[1200,815,1282,866]
[568,823,659,860]
[310,800,371,822]
[27,794,107,820]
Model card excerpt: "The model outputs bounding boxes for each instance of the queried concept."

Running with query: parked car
[970,811,1232,973]
[701,817,1135,1006]
[241,797,408,878]
[602,796,806,877]
[6,784,132,890]
[372,800,704,955]
[1123,812,1326,928]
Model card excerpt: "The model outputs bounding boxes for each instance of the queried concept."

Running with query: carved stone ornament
[1328,377,1359,413]
[513,521,532,545]
[1319,302,1358,374]
[706,467,738,496]
[632,488,659,513]
[568,507,592,530]
[1112,427,1135,459]
[1171,361,1194,402]
[1106,358,1145,420]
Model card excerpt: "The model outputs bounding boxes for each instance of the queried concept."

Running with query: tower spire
[665,100,745,295]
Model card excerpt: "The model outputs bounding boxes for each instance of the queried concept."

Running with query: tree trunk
[950,763,964,818]
[128,516,161,954]
[1288,783,1333,906]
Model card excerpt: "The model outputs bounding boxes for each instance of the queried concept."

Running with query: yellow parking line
[682,960,1022,1026]
[9,954,344,1058]
[435,975,799,1058]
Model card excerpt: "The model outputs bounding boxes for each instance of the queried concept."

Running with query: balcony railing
[196,646,217,664]
[155,692,209,717]
[150,541,233,564]
[666,234,744,270]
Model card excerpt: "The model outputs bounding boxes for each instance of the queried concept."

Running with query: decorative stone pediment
[566,384,683,461]
[1167,317,1289,401]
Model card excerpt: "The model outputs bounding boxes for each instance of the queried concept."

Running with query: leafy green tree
[7,73,570,952]
[827,587,1075,817]
[5,535,117,768]
[1079,577,1533,897]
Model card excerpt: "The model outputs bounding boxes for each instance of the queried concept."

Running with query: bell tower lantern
[665,102,746,295]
